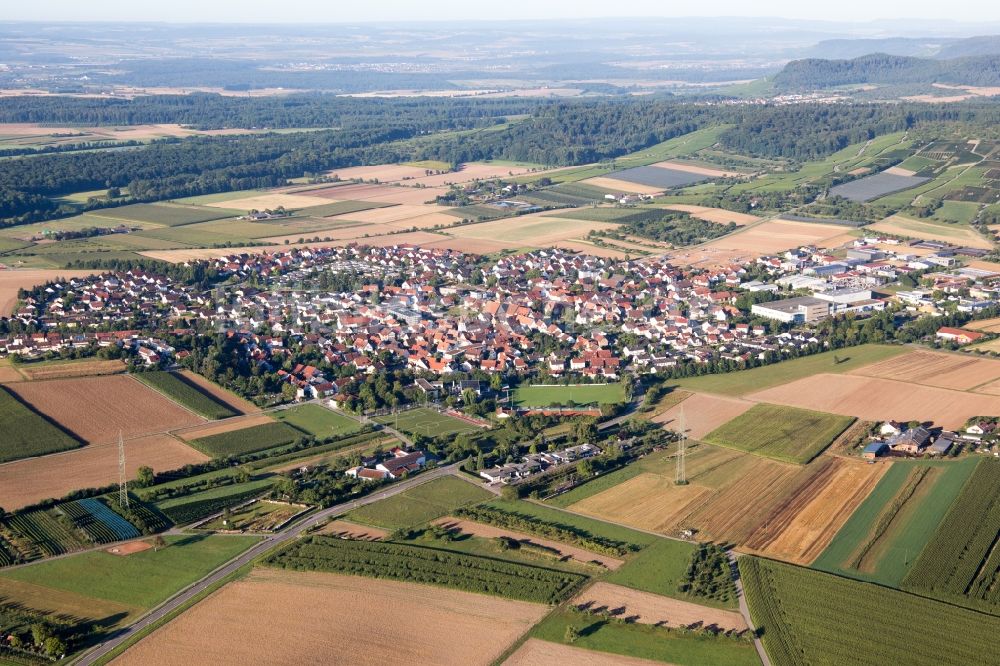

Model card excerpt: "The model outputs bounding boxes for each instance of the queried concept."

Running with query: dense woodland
[775,53,1000,89]
[2,96,1000,227]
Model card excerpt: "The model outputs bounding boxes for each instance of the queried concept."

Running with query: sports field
[702,404,855,464]
[812,458,976,586]
[514,383,626,407]
[346,476,492,529]
[373,408,479,438]
[273,403,361,438]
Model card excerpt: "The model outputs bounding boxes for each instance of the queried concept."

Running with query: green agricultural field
[154,479,276,525]
[549,207,645,222]
[703,404,854,464]
[740,556,1000,666]
[373,408,479,438]
[931,200,981,225]
[514,383,626,407]
[813,458,977,587]
[266,535,585,604]
[88,203,239,227]
[188,421,302,458]
[902,459,1000,612]
[135,372,237,420]
[273,404,361,439]
[135,225,250,247]
[604,538,726,603]
[0,534,258,609]
[346,476,492,529]
[530,608,759,666]
[0,385,82,463]
[668,344,905,397]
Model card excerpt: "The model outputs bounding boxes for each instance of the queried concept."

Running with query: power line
[675,405,687,486]
[117,430,130,509]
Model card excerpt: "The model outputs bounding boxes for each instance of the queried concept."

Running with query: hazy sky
[4,0,997,24]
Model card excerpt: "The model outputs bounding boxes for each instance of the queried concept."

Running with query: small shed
[862,442,888,460]
[928,436,954,456]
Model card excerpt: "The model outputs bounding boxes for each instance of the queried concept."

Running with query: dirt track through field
[432,517,624,569]
[0,433,207,510]
[573,582,747,631]
[112,569,548,666]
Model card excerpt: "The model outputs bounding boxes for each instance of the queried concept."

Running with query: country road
[75,460,463,665]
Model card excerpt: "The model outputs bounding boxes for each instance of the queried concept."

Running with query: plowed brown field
[849,350,1000,391]
[652,392,755,439]
[0,434,208,510]
[17,359,126,381]
[9,375,203,444]
[742,458,888,564]
[572,582,747,631]
[112,569,547,666]
[504,639,664,666]
[747,373,999,429]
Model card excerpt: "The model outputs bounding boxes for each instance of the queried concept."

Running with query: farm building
[887,427,933,454]
[345,448,426,481]
[936,327,985,345]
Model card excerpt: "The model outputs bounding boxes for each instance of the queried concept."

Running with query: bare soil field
[17,359,126,381]
[570,473,712,533]
[0,364,23,382]
[869,215,993,249]
[107,540,153,556]
[573,582,747,631]
[0,434,208,510]
[204,193,327,211]
[317,519,388,540]
[704,219,851,255]
[113,569,548,666]
[884,166,917,177]
[652,392,755,439]
[660,204,759,226]
[333,204,456,227]
[301,183,449,205]
[652,161,745,178]
[0,122,267,142]
[0,269,99,315]
[581,176,663,195]
[849,349,1000,391]
[447,213,620,246]
[176,413,275,441]
[433,517,624,569]
[259,225,378,245]
[403,163,537,188]
[504,639,664,666]
[9,376,204,445]
[742,458,888,564]
[747,373,999,429]
[327,164,431,182]
[176,369,259,414]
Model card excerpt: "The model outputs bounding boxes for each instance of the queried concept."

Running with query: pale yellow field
[114,569,548,666]
[299,182,450,205]
[504,639,664,666]
[446,212,619,245]
[327,164,432,182]
[652,160,746,177]
[571,473,712,533]
[334,204,455,225]
[849,349,1000,391]
[704,218,852,255]
[582,176,663,195]
[660,204,759,226]
[869,215,993,249]
[204,193,327,211]
[652,392,755,439]
[0,269,101,315]
[404,162,537,187]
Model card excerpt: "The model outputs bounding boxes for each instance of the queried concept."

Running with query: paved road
[76,461,463,666]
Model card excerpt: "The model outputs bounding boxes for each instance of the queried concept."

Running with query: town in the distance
[1,11,1000,666]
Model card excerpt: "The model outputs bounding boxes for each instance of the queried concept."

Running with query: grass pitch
[703,404,854,464]
[514,383,626,407]
[274,404,361,439]
[373,408,478,438]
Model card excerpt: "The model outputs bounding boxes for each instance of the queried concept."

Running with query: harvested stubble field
[114,569,549,666]
[703,218,853,255]
[652,161,746,178]
[433,517,624,570]
[742,458,888,564]
[869,214,993,249]
[8,375,204,444]
[203,193,325,211]
[302,182,450,205]
[849,349,1000,391]
[504,639,665,666]
[747,373,1000,430]
[317,519,388,540]
[573,582,747,632]
[0,433,207,511]
[582,176,664,195]
[15,359,125,381]
[651,392,754,439]
[569,472,712,534]
[660,204,759,225]
[326,163,433,182]
[0,269,100,315]
[966,316,1000,334]
[446,212,620,246]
